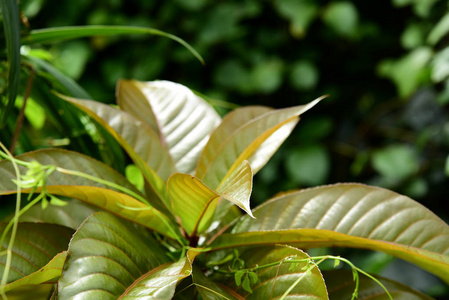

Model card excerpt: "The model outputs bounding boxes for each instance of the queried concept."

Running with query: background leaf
[58,212,171,299]
[324,270,433,300]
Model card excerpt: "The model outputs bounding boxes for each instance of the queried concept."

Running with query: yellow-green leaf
[168,161,254,236]
[1,251,67,293]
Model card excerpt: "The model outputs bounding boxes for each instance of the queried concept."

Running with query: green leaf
[324,270,434,300]
[0,223,74,284]
[234,270,245,286]
[372,144,419,181]
[57,212,172,299]
[211,184,449,284]
[428,13,449,45]
[274,0,319,38]
[0,0,21,127]
[22,55,91,99]
[285,144,330,186]
[1,251,67,293]
[322,1,359,38]
[22,25,204,64]
[117,80,222,174]
[62,97,174,211]
[168,161,253,236]
[223,246,328,299]
[196,98,323,189]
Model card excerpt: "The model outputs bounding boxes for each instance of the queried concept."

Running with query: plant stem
[0,142,22,299]
[9,68,35,154]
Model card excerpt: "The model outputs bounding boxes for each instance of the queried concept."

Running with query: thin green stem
[0,142,22,299]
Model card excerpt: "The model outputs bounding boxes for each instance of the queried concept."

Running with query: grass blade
[0,0,21,127]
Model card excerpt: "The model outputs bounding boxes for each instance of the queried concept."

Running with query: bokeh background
[2,0,449,297]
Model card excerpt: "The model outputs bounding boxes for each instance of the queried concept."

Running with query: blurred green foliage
[2,0,449,295]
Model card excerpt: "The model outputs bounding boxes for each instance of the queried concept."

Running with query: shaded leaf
[324,270,433,300]
[222,245,328,299]
[2,251,67,293]
[196,98,322,189]
[0,0,21,126]
[191,267,243,300]
[22,25,204,64]
[0,223,73,284]
[0,149,139,194]
[23,55,91,99]
[58,212,171,299]
[118,80,222,174]
[6,199,97,230]
[211,184,449,284]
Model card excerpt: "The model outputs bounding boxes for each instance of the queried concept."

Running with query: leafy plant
[0,80,447,299]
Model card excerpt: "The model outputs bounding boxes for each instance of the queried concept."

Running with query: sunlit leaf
[2,252,67,293]
[211,184,449,284]
[0,223,73,284]
[168,173,220,236]
[118,80,222,174]
[168,161,253,236]
[196,98,322,189]
[324,270,433,300]
[58,212,171,299]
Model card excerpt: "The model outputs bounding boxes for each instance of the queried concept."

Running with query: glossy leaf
[2,251,67,293]
[12,199,97,230]
[0,223,73,284]
[0,0,21,126]
[22,25,204,64]
[62,97,173,211]
[64,97,176,182]
[168,173,220,236]
[58,212,171,299]
[0,149,139,194]
[117,80,222,174]
[196,98,322,188]
[324,270,433,300]
[222,245,328,299]
[27,186,177,239]
[211,184,449,284]
[120,249,200,299]
[168,161,253,236]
